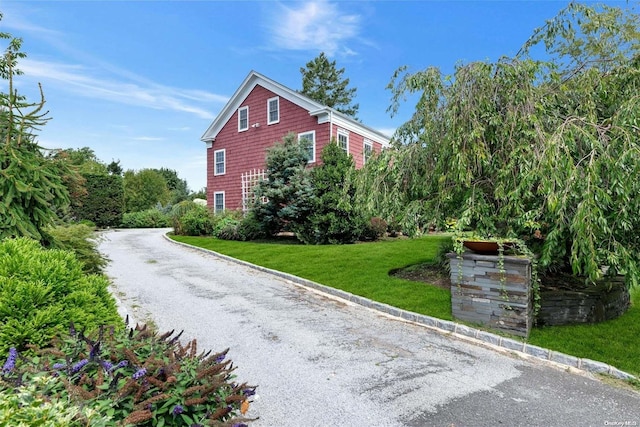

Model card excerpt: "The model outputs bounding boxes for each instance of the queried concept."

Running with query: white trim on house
[214,191,225,213]
[310,108,391,146]
[298,130,316,163]
[267,96,280,125]
[201,70,392,148]
[238,106,249,132]
[214,149,226,176]
[337,129,349,154]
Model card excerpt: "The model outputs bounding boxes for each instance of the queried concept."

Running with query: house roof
[200,70,391,147]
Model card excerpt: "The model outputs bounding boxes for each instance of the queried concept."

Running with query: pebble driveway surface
[98,228,640,427]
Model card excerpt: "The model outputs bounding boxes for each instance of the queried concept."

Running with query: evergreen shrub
[121,208,171,229]
[47,223,107,274]
[72,173,124,228]
[170,201,200,235]
[178,206,215,236]
[360,217,387,241]
[295,142,364,245]
[0,238,121,354]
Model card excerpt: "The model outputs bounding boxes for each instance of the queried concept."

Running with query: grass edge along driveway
[170,234,640,379]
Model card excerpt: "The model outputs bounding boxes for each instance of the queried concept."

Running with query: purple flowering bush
[0,321,256,426]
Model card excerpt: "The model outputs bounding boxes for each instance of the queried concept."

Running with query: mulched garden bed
[390,263,451,290]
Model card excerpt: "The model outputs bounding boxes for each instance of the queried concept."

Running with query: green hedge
[0,238,122,354]
[72,173,124,227]
[121,208,171,228]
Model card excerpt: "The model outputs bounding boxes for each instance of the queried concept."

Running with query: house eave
[201,70,392,148]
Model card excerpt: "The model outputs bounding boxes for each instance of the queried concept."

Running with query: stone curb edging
[164,234,637,382]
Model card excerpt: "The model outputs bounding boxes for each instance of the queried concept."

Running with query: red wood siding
[207,84,387,211]
[330,123,385,168]
[207,85,327,211]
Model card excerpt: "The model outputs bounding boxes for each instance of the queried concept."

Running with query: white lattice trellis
[241,169,267,212]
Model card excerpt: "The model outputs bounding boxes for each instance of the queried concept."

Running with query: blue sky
[0,0,622,191]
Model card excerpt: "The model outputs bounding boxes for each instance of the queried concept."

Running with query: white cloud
[17,58,227,120]
[268,1,361,56]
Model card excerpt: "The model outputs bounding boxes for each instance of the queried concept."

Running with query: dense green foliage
[171,203,259,240]
[296,141,365,244]
[0,24,72,244]
[124,169,172,213]
[107,159,124,176]
[300,52,359,117]
[177,205,215,236]
[47,223,108,274]
[1,324,256,426]
[155,167,190,205]
[72,173,124,227]
[356,3,640,285]
[248,137,389,244]
[214,211,266,242]
[252,133,314,236]
[0,238,121,354]
[170,200,201,235]
[53,147,108,175]
[121,207,171,229]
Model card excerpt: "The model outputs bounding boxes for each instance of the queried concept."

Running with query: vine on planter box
[452,232,541,317]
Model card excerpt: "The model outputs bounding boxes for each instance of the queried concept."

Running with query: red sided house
[201,71,391,213]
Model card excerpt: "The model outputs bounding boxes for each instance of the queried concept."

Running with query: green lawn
[170,234,640,378]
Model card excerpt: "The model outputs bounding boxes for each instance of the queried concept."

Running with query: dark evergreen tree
[300,52,359,118]
[251,133,314,236]
[107,159,123,176]
[0,20,73,244]
[71,173,124,227]
[296,140,364,244]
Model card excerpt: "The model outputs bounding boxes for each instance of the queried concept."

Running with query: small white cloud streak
[269,1,361,56]
[17,58,228,120]
[1,11,62,38]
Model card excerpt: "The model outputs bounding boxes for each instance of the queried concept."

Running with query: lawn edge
[165,233,638,384]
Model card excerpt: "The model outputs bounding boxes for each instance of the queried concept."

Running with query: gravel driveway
[99,228,640,427]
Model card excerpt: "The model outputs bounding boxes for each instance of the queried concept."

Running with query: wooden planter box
[447,252,533,338]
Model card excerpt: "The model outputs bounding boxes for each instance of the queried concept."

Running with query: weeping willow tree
[355,2,640,286]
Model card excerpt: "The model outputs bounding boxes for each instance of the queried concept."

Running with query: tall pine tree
[300,52,359,118]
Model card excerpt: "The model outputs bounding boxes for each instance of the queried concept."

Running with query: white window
[337,130,349,154]
[298,131,316,163]
[363,139,373,163]
[214,191,225,213]
[238,106,249,132]
[214,149,225,176]
[267,97,279,125]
